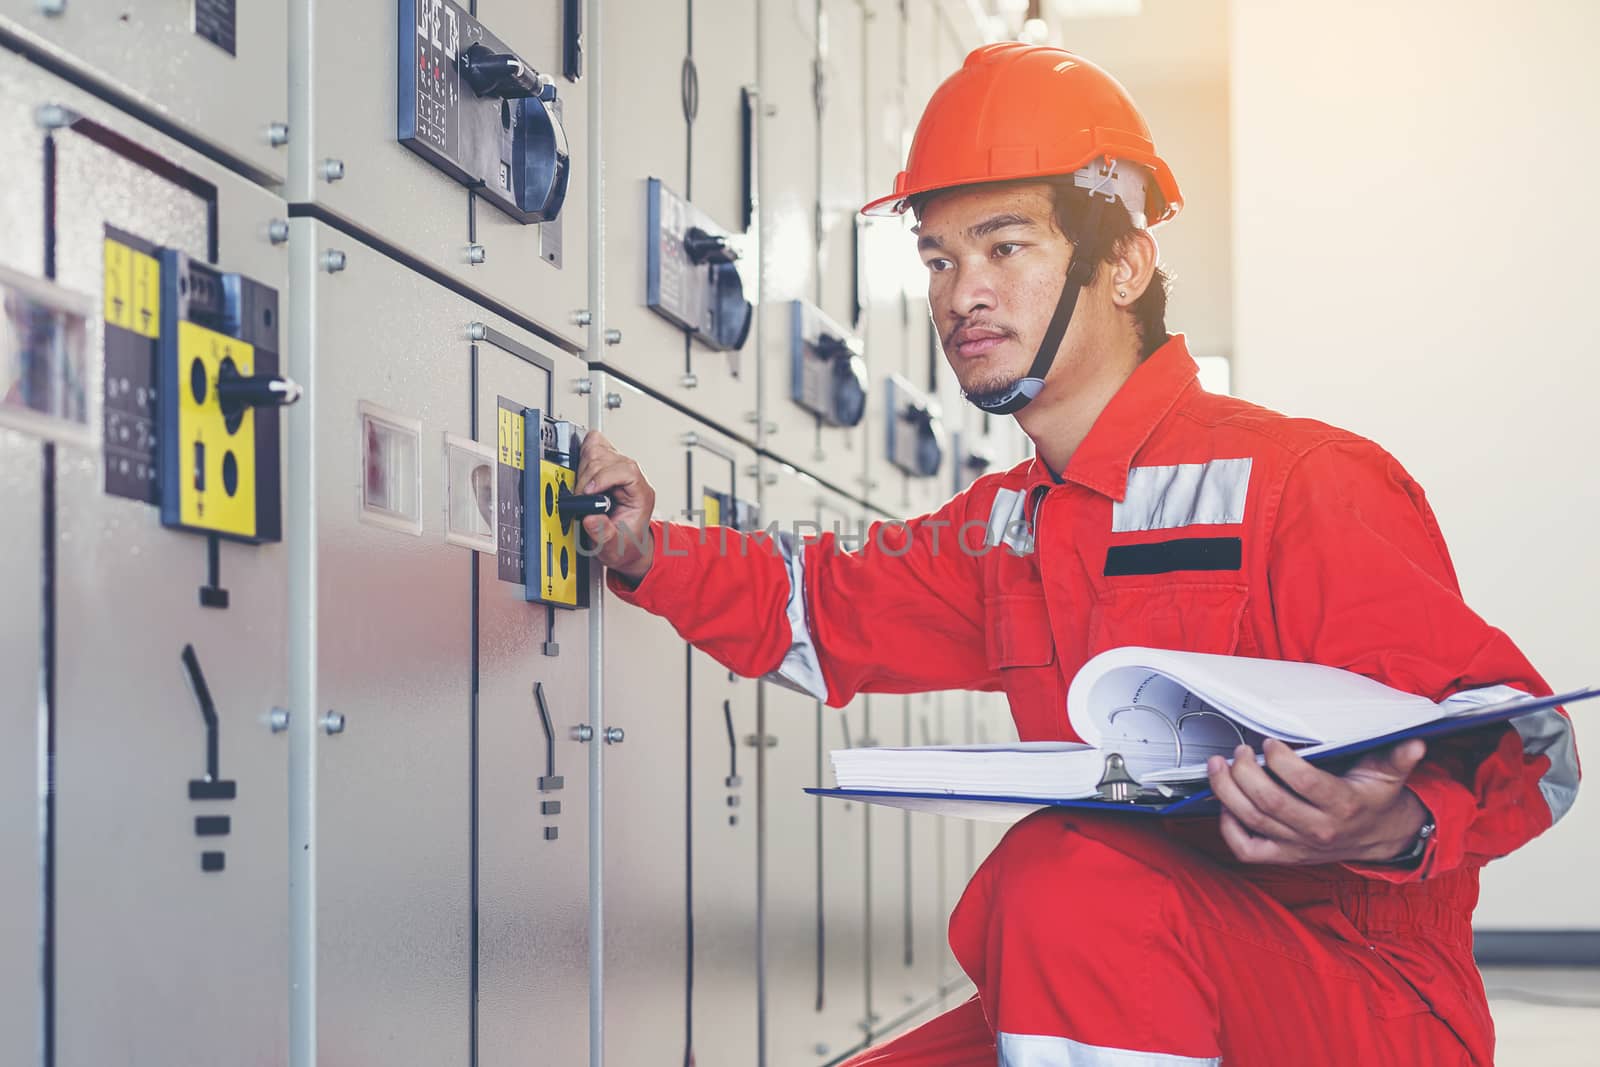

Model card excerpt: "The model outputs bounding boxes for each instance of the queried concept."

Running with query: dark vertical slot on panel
[682,447,696,1067]
[40,129,58,1067]
[469,342,480,1067]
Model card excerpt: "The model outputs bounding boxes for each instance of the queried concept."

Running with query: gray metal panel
[759,459,871,1067]
[35,59,292,1062]
[594,373,690,1061]
[462,0,590,351]
[474,334,591,1067]
[290,0,469,303]
[305,225,472,1065]
[863,693,917,1040]
[905,691,946,1005]
[1,0,290,181]
[816,0,864,332]
[598,0,759,445]
[687,475,761,1062]
[756,0,868,486]
[0,71,46,1067]
[0,425,42,1066]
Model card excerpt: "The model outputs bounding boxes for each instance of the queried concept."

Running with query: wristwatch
[1388,816,1436,865]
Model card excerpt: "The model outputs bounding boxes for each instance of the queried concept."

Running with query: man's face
[915,182,1075,405]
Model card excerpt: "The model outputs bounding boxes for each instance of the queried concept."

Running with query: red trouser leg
[845,811,1476,1065]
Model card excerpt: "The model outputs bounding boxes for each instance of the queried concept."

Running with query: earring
[1118,289,1127,299]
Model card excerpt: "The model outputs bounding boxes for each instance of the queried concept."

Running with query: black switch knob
[709,262,753,351]
[556,484,613,518]
[817,336,868,428]
[683,227,739,265]
[903,405,945,478]
[462,43,548,99]
[514,93,570,223]
[964,449,993,473]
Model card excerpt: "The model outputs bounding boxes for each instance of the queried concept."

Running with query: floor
[1485,967,1600,1066]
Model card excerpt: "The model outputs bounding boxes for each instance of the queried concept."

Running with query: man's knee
[959,811,1183,943]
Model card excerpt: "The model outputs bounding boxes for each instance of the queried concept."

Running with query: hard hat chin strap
[966,192,1114,417]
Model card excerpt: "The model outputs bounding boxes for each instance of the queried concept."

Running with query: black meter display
[398,0,570,225]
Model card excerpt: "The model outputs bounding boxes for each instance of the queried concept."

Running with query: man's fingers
[1219,810,1301,865]
[1207,753,1302,842]
[1225,745,1332,839]
[583,457,640,497]
[1260,738,1348,809]
[1350,738,1428,783]
[574,432,616,487]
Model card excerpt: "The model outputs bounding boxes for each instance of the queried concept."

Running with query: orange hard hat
[861,42,1182,226]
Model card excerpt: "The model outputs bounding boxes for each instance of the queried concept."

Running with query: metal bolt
[604,392,622,410]
[680,373,699,389]
[814,1045,830,1057]
[680,432,701,448]
[321,711,346,735]
[571,310,593,327]
[37,0,66,15]
[573,378,593,396]
[763,473,779,487]
[267,122,290,147]
[34,104,71,130]
[603,727,625,745]
[744,734,778,749]
[744,411,760,424]
[268,707,290,733]
[765,104,779,118]
[466,243,487,265]
[572,724,595,742]
[744,464,760,478]
[321,158,345,182]
[468,322,488,341]
[267,219,290,245]
[603,328,622,345]
[322,249,347,273]
[765,420,779,435]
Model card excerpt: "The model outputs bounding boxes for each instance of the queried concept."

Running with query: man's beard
[961,370,1026,409]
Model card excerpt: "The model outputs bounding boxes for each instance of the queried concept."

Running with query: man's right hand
[575,430,657,584]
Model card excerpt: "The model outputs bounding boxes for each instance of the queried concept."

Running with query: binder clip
[1095,753,1142,802]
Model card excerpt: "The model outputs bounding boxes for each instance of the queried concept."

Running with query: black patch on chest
[1104,536,1242,576]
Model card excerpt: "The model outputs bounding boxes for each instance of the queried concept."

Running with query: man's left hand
[1207,738,1429,865]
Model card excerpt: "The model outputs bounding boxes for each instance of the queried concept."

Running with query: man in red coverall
[578,44,1578,1066]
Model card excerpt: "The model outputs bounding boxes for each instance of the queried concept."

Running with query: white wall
[1230,0,1600,928]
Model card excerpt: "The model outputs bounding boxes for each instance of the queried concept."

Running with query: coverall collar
[1027,333,1200,502]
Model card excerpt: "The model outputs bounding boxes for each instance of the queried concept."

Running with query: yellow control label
[701,492,721,528]
[103,238,160,338]
[176,320,257,537]
[498,407,526,470]
[538,459,579,606]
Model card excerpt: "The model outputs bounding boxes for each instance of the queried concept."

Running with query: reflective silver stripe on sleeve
[763,531,829,701]
[984,487,1033,553]
[1440,685,1579,826]
[1113,457,1253,533]
[1513,708,1580,825]
[1000,1032,1220,1066]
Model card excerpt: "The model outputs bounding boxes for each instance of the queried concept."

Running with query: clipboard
[807,686,1593,818]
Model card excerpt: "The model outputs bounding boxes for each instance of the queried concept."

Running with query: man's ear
[1107,229,1159,307]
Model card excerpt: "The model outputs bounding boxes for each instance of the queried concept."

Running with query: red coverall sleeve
[1265,439,1579,882]
[607,487,996,706]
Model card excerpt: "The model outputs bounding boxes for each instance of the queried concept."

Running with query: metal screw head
[679,432,701,448]
[321,158,345,182]
[763,473,779,487]
[268,707,291,733]
[604,392,622,410]
[322,249,347,273]
[603,727,625,745]
[267,220,290,245]
[814,1045,830,1057]
[572,724,595,742]
[680,373,699,389]
[466,243,487,265]
[744,411,760,424]
[468,322,488,341]
[321,711,346,735]
[571,310,593,327]
[573,378,593,396]
[37,0,66,15]
[603,328,622,345]
[34,104,71,130]
[765,420,779,435]
[267,122,290,147]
